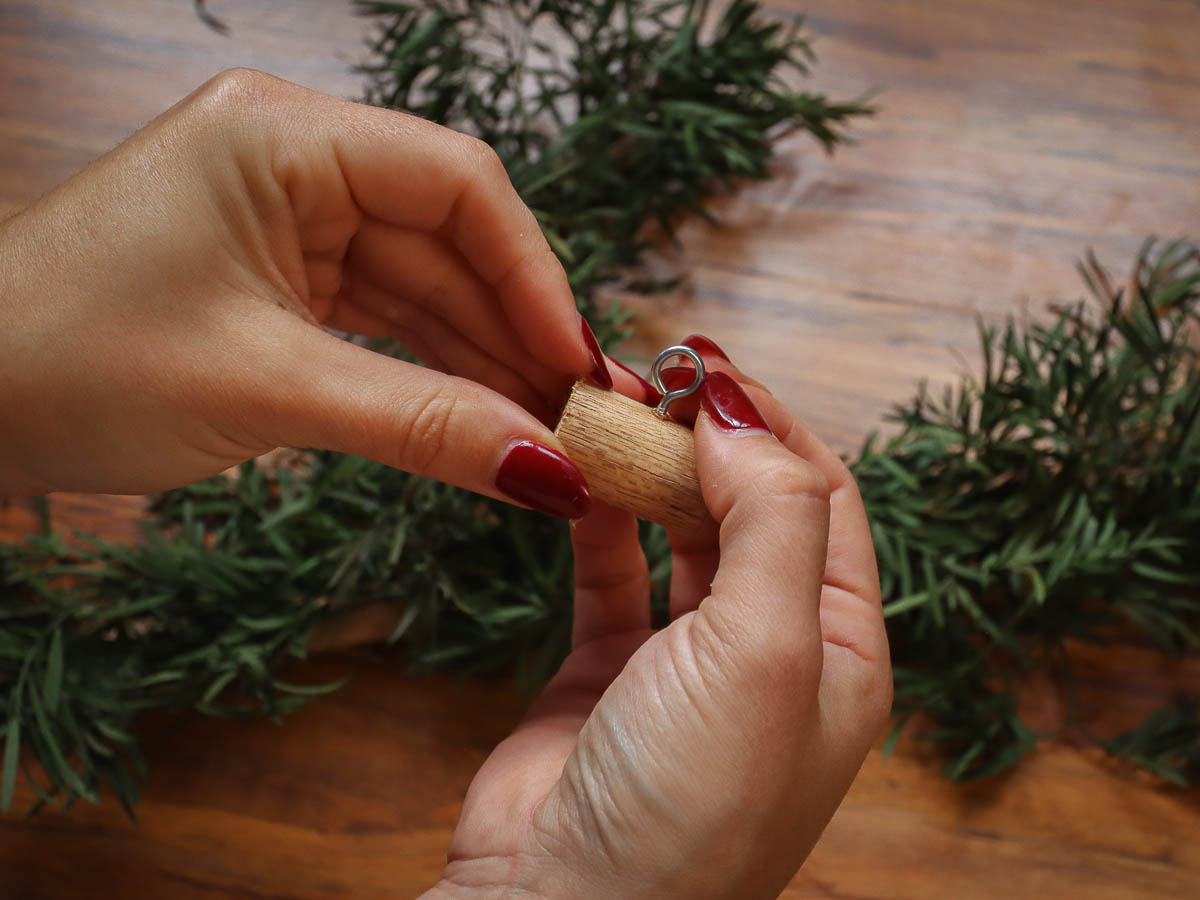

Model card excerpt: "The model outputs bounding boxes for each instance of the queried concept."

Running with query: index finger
[269,76,591,377]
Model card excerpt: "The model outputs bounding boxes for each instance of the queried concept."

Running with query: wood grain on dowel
[554,380,708,531]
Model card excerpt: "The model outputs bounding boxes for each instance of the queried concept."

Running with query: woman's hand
[432,345,892,899]
[0,69,616,517]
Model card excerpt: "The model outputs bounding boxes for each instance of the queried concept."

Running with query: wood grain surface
[2,0,1199,897]
[554,380,707,531]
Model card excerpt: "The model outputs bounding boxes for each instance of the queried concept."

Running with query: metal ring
[650,345,705,417]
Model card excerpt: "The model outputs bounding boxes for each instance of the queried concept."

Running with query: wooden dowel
[553,380,708,532]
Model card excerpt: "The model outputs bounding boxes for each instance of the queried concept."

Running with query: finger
[608,361,714,620]
[387,325,451,375]
[277,82,593,377]
[660,365,703,424]
[571,501,651,648]
[297,300,456,385]
[675,333,879,608]
[659,358,870,619]
[599,356,718,620]
[694,372,890,747]
[319,284,555,421]
[337,279,557,423]
[609,357,663,407]
[242,309,591,520]
[691,373,831,680]
[666,521,721,621]
[454,502,652,856]
[449,623,646,861]
[344,219,573,402]
[693,362,879,608]
[680,333,768,394]
[659,332,765,426]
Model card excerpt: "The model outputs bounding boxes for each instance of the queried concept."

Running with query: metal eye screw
[650,345,706,418]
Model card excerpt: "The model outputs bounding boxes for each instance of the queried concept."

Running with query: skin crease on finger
[333,263,568,422]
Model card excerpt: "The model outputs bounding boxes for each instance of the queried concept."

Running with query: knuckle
[397,390,458,473]
[446,134,513,204]
[190,68,285,121]
[459,133,506,177]
[686,605,738,679]
[833,626,894,733]
[690,601,822,696]
[741,457,831,516]
[776,459,832,503]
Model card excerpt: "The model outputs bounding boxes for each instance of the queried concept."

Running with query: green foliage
[0,0,861,815]
[860,240,1200,784]
[1106,701,1200,786]
[1,458,577,815]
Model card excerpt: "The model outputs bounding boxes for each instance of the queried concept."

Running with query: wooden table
[2,1,1198,896]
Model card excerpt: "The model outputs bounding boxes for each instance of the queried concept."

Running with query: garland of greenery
[861,240,1200,783]
[0,0,869,816]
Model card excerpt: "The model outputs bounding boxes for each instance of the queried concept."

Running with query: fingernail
[682,333,730,362]
[660,365,698,392]
[610,358,663,406]
[496,440,591,519]
[580,316,613,389]
[700,371,771,434]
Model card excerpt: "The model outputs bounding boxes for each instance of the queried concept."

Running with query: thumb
[692,371,831,691]
[247,318,591,519]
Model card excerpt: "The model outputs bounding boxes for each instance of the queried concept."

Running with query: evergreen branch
[862,239,1200,783]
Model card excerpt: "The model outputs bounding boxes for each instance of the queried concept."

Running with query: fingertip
[681,332,730,362]
[699,370,772,435]
[609,358,662,406]
[499,251,590,374]
[692,408,799,524]
[571,498,639,545]
[579,315,613,389]
[495,438,592,520]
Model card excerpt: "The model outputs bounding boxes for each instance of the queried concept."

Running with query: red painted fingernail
[610,358,663,406]
[496,440,591,519]
[580,316,613,389]
[700,371,771,434]
[660,365,698,392]
[682,333,730,362]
